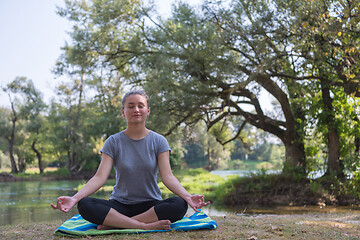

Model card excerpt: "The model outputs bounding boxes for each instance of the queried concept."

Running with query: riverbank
[1,211,360,239]
[3,168,360,207]
[0,168,96,182]
[216,172,360,207]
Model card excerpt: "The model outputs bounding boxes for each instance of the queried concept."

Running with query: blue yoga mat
[55,210,217,236]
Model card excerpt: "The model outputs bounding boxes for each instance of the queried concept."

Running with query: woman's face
[121,94,150,124]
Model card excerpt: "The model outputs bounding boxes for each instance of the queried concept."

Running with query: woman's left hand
[186,195,210,212]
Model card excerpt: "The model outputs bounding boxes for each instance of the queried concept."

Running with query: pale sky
[0,0,203,108]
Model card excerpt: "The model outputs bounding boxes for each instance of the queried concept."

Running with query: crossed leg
[97,206,171,230]
[78,197,187,231]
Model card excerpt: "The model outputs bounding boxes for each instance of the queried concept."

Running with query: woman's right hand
[50,196,77,213]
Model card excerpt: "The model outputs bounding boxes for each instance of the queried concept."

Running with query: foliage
[1,77,48,173]
[44,167,71,178]
[216,170,360,207]
[158,168,225,201]
[0,0,359,182]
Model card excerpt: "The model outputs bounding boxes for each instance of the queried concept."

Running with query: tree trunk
[356,134,360,158]
[282,139,306,175]
[355,116,360,158]
[31,139,43,174]
[8,140,18,174]
[66,72,84,176]
[8,96,18,174]
[282,92,307,175]
[18,157,25,173]
[320,77,343,177]
[327,130,341,175]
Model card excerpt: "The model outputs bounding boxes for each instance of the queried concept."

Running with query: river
[0,180,84,226]
[0,179,230,226]
[1,171,359,226]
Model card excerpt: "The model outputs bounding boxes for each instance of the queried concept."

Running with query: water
[0,180,107,226]
[1,174,360,226]
[210,169,325,179]
[0,179,226,226]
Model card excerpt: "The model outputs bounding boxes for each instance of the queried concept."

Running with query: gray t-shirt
[100,130,171,204]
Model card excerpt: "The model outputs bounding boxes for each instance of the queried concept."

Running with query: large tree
[135,0,359,176]
[56,0,308,174]
[125,1,307,174]
[56,0,360,177]
[277,0,360,177]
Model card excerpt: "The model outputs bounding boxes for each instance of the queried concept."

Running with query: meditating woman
[51,90,210,230]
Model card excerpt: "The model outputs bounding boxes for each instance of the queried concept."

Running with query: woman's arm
[158,151,210,212]
[72,153,113,201]
[51,152,113,212]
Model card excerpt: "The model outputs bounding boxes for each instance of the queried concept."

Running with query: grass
[159,168,226,201]
[1,212,360,239]
[1,167,67,180]
[1,167,59,174]
[75,168,227,202]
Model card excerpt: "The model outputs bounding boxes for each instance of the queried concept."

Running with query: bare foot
[97,224,114,230]
[144,220,171,230]
[97,220,171,231]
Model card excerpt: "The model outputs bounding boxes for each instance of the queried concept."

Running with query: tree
[200,0,360,177]
[2,83,21,173]
[55,0,142,175]
[55,0,360,177]
[125,1,308,174]
[183,122,233,170]
[11,77,46,173]
[56,0,307,174]
[0,108,13,170]
[2,77,47,173]
[287,0,360,177]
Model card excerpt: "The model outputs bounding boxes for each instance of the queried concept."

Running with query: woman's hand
[50,196,77,213]
[185,195,210,212]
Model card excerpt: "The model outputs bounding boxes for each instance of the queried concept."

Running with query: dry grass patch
[1,213,360,240]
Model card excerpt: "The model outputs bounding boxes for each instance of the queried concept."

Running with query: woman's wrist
[183,194,192,202]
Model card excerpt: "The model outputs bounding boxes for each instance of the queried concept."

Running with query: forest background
[0,0,360,206]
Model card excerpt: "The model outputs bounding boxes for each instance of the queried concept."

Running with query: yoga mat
[55,210,217,237]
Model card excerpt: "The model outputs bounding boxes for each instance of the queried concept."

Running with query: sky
[0,0,203,108]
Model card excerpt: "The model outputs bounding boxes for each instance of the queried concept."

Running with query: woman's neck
[123,126,150,140]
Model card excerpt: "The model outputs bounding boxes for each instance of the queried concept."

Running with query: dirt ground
[1,211,360,240]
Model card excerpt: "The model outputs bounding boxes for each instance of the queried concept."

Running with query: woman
[51,90,210,230]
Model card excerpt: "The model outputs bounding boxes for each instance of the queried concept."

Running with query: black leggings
[77,197,188,225]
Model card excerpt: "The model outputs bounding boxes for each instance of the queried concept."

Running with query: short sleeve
[100,136,116,159]
[156,133,171,156]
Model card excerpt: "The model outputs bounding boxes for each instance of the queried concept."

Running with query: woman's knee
[77,197,93,213]
[77,197,110,225]
[174,197,188,216]
[155,197,188,222]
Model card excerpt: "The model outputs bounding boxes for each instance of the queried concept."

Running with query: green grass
[73,168,227,202]
[158,168,226,201]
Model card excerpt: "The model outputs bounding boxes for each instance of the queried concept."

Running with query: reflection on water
[0,180,112,226]
[1,179,360,226]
